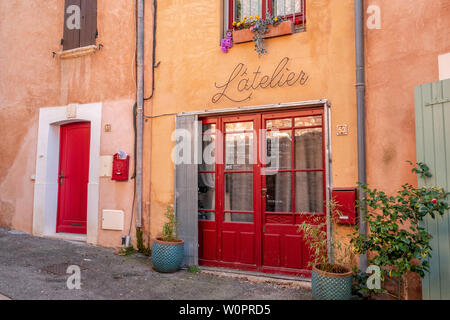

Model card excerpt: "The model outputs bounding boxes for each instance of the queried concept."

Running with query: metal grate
[40,262,87,276]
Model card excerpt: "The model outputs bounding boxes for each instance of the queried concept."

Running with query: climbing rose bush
[351,162,449,283]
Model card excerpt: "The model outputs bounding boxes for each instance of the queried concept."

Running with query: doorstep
[0,293,11,300]
[43,233,87,242]
[199,266,312,290]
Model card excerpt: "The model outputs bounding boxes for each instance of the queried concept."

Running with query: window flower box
[232,20,294,44]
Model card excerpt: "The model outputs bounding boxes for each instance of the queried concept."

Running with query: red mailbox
[331,188,357,225]
[112,153,130,181]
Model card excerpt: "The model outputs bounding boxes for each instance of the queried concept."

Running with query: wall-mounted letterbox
[331,188,357,225]
[112,153,130,181]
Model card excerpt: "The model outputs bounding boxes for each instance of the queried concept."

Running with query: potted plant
[351,162,449,299]
[298,200,355,300]
[151,203,184,273]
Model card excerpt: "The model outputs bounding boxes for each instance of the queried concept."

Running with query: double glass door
[198,109,326,276]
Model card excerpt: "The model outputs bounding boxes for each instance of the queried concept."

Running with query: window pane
[225,133,254,170]
[198,172,215,210]
[294,116,322,127]
[266,118,292,129]
[266,130,292,169]
[224,212,253,223]
[272,0,302,16]
[200,134,216,171]
[225,121,253,132]
[198,211,215,221]
[202,123,216,133]
[295,172,323,213]
[295,128,322,169]
[236,0,261,22]
[225,173,253,211]
[266,172,292,212]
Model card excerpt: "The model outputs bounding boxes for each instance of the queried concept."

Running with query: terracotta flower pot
[151,238,184,273]
[232,20,294,44]
[311,264,353,300]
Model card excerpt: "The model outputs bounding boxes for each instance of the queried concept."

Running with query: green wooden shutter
[414,79,450,300]
[174,115,200,267]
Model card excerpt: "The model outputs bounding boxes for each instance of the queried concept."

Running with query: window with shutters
[63,0,97,51]
[224,0,305,32]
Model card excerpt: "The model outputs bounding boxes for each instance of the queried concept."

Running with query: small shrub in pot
[298,200,355,300]
[151,204,184,273]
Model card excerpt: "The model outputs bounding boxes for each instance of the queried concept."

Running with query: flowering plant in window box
[231,14,294,56]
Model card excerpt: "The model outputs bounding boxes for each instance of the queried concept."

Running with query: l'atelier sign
[212,57,309,104]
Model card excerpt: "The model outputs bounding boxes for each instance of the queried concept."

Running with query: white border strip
[177,99,329,117]
[32,103,102,244]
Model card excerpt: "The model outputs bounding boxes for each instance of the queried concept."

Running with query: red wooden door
[198,109,326,276]
[56,122,91,234]
[261,109,326,277]
[219,115,261,269]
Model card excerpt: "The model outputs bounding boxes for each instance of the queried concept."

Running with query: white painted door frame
[32,102,102,244]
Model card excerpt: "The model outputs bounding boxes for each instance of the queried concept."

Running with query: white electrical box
[100,155,113,177]
[102,210,124,231]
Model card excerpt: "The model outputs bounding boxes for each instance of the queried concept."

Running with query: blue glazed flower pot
[151,238,184,273]
[311,264,353,300]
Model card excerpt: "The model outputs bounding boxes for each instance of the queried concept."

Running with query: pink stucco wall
[0,1,137,247]
[365,0,450,191]
[365,0,450,299]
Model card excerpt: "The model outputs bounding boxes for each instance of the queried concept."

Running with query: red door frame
[56,122,91,234]
[198,107,326,276]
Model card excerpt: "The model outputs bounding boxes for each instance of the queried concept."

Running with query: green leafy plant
[297,199,355,273]
[251,14,284,56]
[161,203,178,242]
[117,245,137,256]
[188,265,201,273]
[351,162,449,298]
[232,14,285,56]
[351,266,385,298]
[136,227,151,256]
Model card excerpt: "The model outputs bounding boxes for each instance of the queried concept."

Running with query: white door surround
[32,102,102,244]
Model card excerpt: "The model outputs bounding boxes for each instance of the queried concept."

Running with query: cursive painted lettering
[212,57,309,103]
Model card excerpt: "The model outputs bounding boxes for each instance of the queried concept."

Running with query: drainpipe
[136,0,144,228]
[355,0,367,272]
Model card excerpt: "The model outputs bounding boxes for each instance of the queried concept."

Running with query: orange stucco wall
[144,0,358,239]
[365,0,450,192]
[1,1,359,249]
[0,1,137,247]
[364,0,450,299]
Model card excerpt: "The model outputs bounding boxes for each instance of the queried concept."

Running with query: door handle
[59,171,65,186]
[261,187,267,198]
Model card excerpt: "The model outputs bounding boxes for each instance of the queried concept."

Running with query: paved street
[0,228,312,300]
